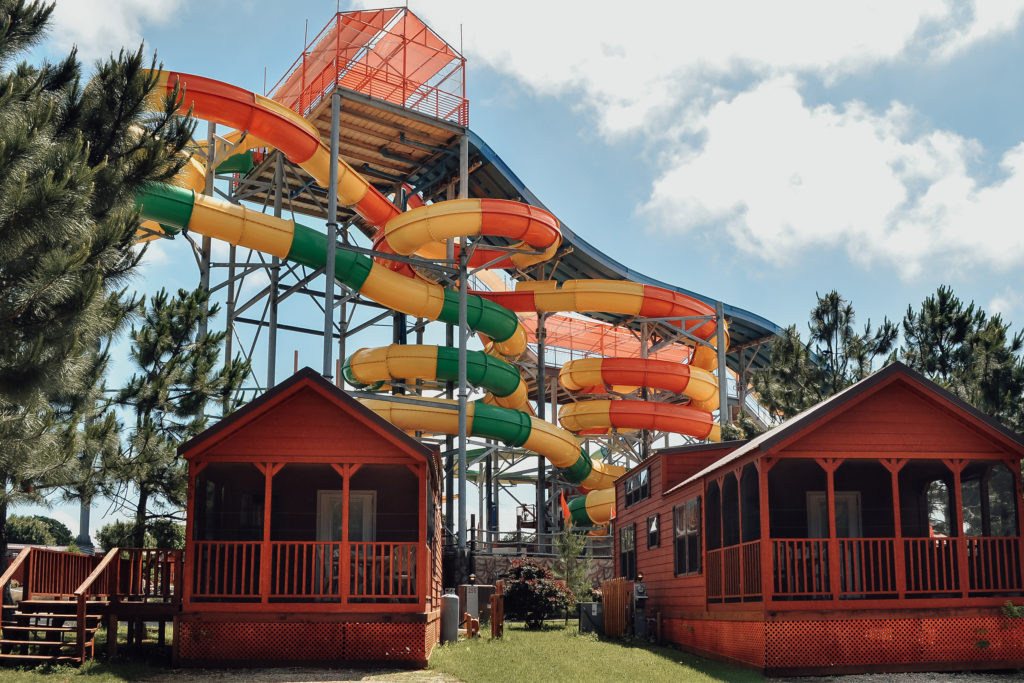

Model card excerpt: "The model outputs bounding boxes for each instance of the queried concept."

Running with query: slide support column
[457,133,469,552]
[536,310,548,544]
[198,121,215,338]
[267,152,283,388]
[716,301,729,429]
[323,89,341,380]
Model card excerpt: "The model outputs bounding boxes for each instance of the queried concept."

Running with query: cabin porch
[703,457,1024,608]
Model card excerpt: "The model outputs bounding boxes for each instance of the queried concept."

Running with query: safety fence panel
[191,541,261,600]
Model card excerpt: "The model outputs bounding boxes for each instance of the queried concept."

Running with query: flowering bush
[502,558,575,629]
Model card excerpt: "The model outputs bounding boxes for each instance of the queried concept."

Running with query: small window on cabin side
[620,523,637,580]
[674,497,701,576]
[625,468,651,508]
[647,514,659,549]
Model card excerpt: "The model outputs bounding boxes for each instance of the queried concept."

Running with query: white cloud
[641,78,1024,279]
[375,1,1024,136]
[50,0,185,61]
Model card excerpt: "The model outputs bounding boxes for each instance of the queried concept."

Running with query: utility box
[578,601,603,634]
[458,584,496,623]
[441,592,459,644]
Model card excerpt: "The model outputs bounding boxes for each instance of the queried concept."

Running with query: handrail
[74,547,119,597]
[0,546,31,601]
[74,547,120,662]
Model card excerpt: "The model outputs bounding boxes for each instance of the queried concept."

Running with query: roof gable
[179,368,434,466]
[675,362,1024,488]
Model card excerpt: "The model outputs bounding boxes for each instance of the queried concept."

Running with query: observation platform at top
[230,7,782,373]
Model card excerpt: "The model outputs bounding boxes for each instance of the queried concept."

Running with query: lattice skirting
[663,615,1024,673]
[177,617,440,666]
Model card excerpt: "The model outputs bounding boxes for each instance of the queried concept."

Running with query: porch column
[759,460,773,604]
[418,462,428,609]
[824,458,841,601]
[182,461,207,607]
[947,459,970,597]
[884,459,907,599]
[734,467,744,598]
[259,463,283,603]
[1016,463,1024,589]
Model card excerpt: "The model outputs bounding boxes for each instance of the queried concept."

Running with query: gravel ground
[784,672,1023,683]
[142,667,1024,683]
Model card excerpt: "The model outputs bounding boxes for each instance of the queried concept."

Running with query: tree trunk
[1,492,10,605]
[133,487,149,548]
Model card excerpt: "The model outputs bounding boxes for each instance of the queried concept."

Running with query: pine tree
[113,287,249,548]
[751,292,896,420]
[900,287,1024,430]
[0,0,193,570]
[51,343,125,553]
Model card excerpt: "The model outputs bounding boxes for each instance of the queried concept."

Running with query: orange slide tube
[151,71,401,228]
[559,357,720,412]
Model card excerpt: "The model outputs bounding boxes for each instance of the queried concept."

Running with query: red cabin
[174,368,443,667]
[613,362,1024,675]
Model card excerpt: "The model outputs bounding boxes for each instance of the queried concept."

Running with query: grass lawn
[429,621,763,683]
[0,620,763,682]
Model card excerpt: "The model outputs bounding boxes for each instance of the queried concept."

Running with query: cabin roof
[178,368,438,480]
[662,361,1024,497]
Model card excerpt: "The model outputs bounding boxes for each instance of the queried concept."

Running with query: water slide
[139,71,726,527]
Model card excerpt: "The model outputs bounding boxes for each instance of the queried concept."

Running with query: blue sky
[26,0,1024,538]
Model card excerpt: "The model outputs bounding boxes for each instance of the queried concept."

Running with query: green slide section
[343,346,522,398]
[136,184,520,344]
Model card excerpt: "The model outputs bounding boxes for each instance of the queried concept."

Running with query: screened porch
[184,460,428,610]
[704,458,1024,607]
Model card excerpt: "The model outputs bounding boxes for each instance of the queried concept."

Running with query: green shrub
[503,558,574,629]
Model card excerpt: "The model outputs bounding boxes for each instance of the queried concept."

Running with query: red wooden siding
[614,457,709,616]
[198,387,410,461]
[782,383,1005,457]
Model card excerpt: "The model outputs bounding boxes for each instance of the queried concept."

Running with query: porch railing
[191,540,261,599]
[188,540,419,604]
[719,536,1024,605]
[966,537,1022,593]
[772,539,830,598]
[707,540,762,601]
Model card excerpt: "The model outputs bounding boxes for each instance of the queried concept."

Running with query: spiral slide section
[143,70,726,529]
[344,344,530,412]
[560,357,722,441]
[136,183,525,356]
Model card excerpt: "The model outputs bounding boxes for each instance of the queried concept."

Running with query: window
[674,497,701,576]
[647,514,660,549]
[619,523,637,580]
[624,468,651,507]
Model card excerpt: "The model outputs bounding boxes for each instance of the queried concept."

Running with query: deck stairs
[0,598,108,665]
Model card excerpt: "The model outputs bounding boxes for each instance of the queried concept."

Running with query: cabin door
[807,491,864,593]
[316,490,377,542]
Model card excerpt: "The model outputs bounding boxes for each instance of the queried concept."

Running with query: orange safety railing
[27,547,97,597]
[188,540,420,604]
[707,540,762,601]
[967,537,1022,593]
[838,538,898,596]
[904,537,960,594]
[772,539,831,598]
[116,548,182,602]
[271,541,343,598]
[269,8,468,125]
[191,540,261,600]
[350,542,417,601]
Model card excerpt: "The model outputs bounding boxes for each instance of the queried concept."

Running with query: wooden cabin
[613,362,1024,675]
[174,368,443,667]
